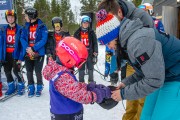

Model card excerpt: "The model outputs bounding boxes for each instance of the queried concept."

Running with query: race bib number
[6,35,15,44]
[29,31,36,40]
[81,38,89,46]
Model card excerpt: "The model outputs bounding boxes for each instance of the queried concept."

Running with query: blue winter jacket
[20,19,48,61]
[105,46,117,75]
[0,24,22,61]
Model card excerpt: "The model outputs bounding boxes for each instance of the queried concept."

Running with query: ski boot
[28,84,35,98]
[0,82,2,97]
[36,84,43,97]
[5,81,16,96]
[17,82,25,96]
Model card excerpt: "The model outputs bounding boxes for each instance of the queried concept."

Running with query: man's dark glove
[110,72,119,84]
[92,56,98,65]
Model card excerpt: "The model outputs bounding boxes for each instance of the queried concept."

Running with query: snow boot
[17,82,25,96]
[36,84,43,97]
[0,82,2,97]
[5,81,16,96]
[28,84,35,98]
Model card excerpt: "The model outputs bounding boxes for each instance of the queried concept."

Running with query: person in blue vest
[138,3,165,32]
[20,7,48,97]
[96,9,180,120]
[0,10,24,96]
[43,37,111,120]
[104,46,119,85]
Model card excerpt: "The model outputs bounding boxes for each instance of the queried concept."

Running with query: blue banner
[0,0,13,25]
[0,0,13,10]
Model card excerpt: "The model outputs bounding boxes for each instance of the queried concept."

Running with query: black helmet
[98,86,119,110]
[25,7,38,19]
[52,17,63,28]
[5,10,17,23]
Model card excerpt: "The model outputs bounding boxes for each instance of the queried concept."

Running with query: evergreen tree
[60,0,71,30]
[80,0,97,12]
[15,0,25,25]
[80,0,98,29]
[133,0,142,7]
[34,0,51,29]
[68,10,79,34]
[56,4,61,16]
[51,0,57,16]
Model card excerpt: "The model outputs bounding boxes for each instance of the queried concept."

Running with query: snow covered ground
[0,45,125,120]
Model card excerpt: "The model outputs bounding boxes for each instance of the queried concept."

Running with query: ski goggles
[138,5,146,10]
[82,17,91,23]
[5,10,15,16]
[54,23,61,28]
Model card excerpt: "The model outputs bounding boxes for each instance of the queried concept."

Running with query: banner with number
[0,0,13,25]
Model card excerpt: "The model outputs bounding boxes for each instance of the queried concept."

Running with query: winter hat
[96,9,120,45]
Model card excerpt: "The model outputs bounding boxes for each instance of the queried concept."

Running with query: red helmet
[5,10,17,23]
[56,37,88,68]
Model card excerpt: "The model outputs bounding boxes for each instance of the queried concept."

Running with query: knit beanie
[96,9,120,45]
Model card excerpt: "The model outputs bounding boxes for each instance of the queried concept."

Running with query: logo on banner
[0,0,7,5]
[0,10,7,24]
[0,0,13,25]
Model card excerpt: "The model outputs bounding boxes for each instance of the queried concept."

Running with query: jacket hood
[119,0,136,18]
[119,18,143,47]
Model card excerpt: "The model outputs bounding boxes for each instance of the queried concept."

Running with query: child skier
[43,37,111,120]
[0,10,24,96]
[46,17,70,63]
[20,7,48,97]
[74,15,98,83]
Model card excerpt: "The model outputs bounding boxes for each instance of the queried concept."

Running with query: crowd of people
[0,0,180,120]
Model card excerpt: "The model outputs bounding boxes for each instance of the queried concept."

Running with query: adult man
[98,0,154,119]
[96,8,180,120]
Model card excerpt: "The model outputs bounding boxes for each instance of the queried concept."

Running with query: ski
[0,85,27,102]
[0,91,18,102]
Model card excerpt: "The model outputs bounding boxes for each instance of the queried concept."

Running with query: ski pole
[74,69,79,75]
[93,68,105,77]
[94,64,108,81]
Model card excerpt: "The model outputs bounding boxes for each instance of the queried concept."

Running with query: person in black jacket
[74,15,98,83]
[46,17,70,63]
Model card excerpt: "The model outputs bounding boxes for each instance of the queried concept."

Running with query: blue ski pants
[141,81,180,120]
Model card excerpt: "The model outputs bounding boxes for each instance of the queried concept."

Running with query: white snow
[0,45,125,120]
